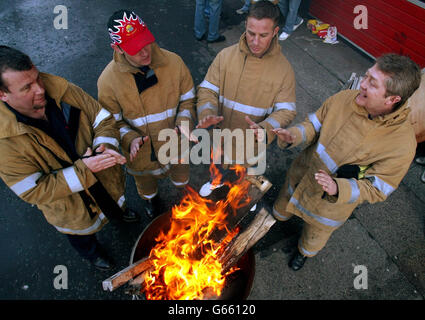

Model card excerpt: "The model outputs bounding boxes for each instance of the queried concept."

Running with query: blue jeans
[241,0,251,11]
[194,0,223,41]
[278,0,302,34]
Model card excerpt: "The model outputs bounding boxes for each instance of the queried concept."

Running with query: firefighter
[98,10,196,219]
[196,0,296,202]
[0,46,134,271]
[273,53,421,270]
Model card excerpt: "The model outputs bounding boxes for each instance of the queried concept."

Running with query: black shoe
[195,34,206,41]
[144,196,161,219]
[288,251,307,271]
[122,208,140,223]
[207,35,226,43]
[91,255,113,271]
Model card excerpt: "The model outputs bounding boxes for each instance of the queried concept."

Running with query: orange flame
[144,163,251,300]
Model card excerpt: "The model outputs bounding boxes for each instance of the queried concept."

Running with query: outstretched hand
[315,169,338,196]
[196,115,224,129]
[272,128,295,144]
[130,136,149,162]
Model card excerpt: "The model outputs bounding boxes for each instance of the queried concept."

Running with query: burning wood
[102,164,273,299]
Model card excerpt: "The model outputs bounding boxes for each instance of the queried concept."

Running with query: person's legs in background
[236,0,251,15]
[194,0,207,40]
[278,0,303,41]
[206,0,225,42]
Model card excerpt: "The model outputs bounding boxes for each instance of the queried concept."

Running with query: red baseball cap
[108,10,155,56]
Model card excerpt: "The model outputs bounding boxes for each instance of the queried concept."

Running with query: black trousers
[416,141,425,158]
[66,233,101,262]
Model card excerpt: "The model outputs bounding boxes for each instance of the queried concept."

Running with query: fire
[144,164,251,300]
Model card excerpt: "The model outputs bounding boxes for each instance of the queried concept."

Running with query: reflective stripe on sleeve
[113,112,122,121]
[180,87,196,101]
[366,175,395,197]
[62,166,84,193]
[221,97,273,117]
[177,109,192,119]
[348,178,360,204]
[264,117,280,129]
[295,124,306,143]
[93,136,119,148]
[308,113,322,132]
[274,102,296,112]
[93,108,111,129]
[119,126,132,139]
[197,102,217,115]
[316,143,338,174]
[10,172,42,196]
[199,80,219,94]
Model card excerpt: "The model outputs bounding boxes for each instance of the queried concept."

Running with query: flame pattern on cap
[108,11,145,44]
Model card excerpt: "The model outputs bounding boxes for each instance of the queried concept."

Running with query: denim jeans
[194,0,223,41]
[278,0,302,34]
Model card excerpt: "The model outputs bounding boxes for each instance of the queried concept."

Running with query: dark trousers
[416,141,425,158]
[66,233,101,262]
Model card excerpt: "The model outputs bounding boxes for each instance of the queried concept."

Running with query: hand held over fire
[315,170,338,196]
[130,136,149,162]
[272,128,295,143]
[82,144,126,173]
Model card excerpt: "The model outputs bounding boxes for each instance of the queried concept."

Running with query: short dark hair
[248,0,281,27]
[376,53,421,110]
[0,46,33,92]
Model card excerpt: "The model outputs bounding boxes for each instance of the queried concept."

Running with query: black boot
[121,207,140,223]
[144,195,161,219]
[288,251,307,271]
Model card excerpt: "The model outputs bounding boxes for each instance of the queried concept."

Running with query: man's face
[355,64,401,117]
[114,43,152,68]
[0,66,47,119]
[245,17,279,58]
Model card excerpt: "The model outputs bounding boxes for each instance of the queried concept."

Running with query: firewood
[102,257,152,292]
[219,207,276,273]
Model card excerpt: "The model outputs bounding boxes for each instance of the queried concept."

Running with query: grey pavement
[0,0,424,301]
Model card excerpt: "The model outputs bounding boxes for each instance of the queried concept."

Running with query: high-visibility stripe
[177,109,192,119]
[180,87,195,101]
[272,207,291,221]
[143,192,158,199]
[113,112,122,121]
[274,102,296,112]
[93,108,111,129]
[299,240,318,256]
[199,80,219,94]
[93,136,119,148]
[117,195,125,208]
[221,97,273,117]
[126,107,177,127]
[62,166,84,193]
[171,178,189,187]
[348,178,360,204]
[316,143,338,173]
[197,102,217,115]
[366,175,395,197]
[10,172,42,196]
[288,183,294,196]
[264,117,280,128]
[127,164,171,176]
[308,113,321,132]
[295,124,306,143]
[54,213,106,235]
[290,196,344,228]
[119,126,132,139]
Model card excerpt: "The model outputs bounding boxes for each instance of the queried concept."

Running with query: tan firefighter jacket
[276,89,416,232]
[97,43,196,177]
[196,32,296,165]
[0,73,124,235]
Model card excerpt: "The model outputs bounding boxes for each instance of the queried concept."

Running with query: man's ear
[387,95,401,106]
[0,89,7,102]
[273,25,279,37]
[111,43,123,54]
